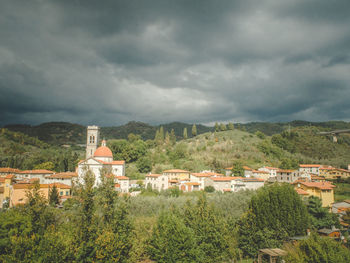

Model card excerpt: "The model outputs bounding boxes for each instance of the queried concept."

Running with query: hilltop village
[1,124,350,262]
[1,126,349,211]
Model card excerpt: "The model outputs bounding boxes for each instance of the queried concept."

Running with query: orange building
[10,182,71,207]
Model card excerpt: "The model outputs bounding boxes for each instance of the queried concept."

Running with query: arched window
[92,135,95,143]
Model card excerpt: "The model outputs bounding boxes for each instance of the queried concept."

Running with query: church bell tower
[86,125,100,159]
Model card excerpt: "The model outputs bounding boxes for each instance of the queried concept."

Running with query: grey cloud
[0,0,350,126]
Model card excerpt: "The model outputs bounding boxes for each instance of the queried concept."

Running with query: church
[77,126,126,187]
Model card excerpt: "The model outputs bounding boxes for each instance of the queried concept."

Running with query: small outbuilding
[258,248,287,263]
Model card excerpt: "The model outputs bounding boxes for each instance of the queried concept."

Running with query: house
[224,166,252,177]
[239,178,265,191]
[299,164,321,175]
[210,177,243,193]
[162,169,190,180]
[276,169,300,183]
[258,166,279,178]
[252,170,270,181]
[190,173,214,190]
[331,200,350,215]
[10,182,71,207]
[44,172,77,186]
[181,182,200,192]
[114,176,130,193]
[145,174,169,191]
[293,181,335,207]
[17,169,55,183]
[318,227,341,239]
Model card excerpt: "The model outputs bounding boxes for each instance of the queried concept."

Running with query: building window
[60,191,63,196]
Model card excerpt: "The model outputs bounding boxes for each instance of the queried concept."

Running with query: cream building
[145,174,169,191]
[299,164,321,175]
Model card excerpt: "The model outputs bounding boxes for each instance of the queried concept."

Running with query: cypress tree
[48,185,60,206]
[191,124,197,137]
[183,128,188,139]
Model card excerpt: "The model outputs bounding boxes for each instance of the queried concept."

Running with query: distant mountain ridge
[4,120,350,145]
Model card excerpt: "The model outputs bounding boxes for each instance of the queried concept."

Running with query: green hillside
[0,128,83,171]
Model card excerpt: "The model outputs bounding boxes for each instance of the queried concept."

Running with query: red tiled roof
[263,166,279,170]
[185,182,200,186]
[0,167,21,173]
[243,166,252,170]
[46,172,77,179]
[277,169,296,173]
[163,169,190,173]
[5,174,15,179]
[191,173,212,177]
[296,189,309,195]
[295,181,336,190]
[243,178,265,182]
[225,167,233,170]
[300,164,321,168]
[19,169,54,174]
[223,188,232,192]
[115,176,129,180]
[115,183,121,188]
[169,180,178,183]
[96,159,125,165]
[0,178,5,183]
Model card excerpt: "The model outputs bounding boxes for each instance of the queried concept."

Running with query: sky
[1,0,350,126]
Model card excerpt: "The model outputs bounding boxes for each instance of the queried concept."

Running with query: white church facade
[78,126,126,187]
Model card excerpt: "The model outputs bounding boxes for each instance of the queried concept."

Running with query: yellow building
[293,181,335,207]
[320,167,350,180]
[162,169,190,180]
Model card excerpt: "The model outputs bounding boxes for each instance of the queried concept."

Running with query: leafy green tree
[148,211,202,263]
[220,123,227,131]
[255,131,265,139]
[159,126,164,141]
[215,122,219,132]
[204,186,215,193]
[34,161,54,171]
[183,127,188,139]
[170,129,176,145]
[192,124,197,137]
[49,184,60,206]
[136,156,152,173]
[232,161,244,177]
[228,122,234,130]
[307,196,339,229]
[183,194,231,262]
[165,131,170,144]
[285,234,350,263]
[237,183,309,257]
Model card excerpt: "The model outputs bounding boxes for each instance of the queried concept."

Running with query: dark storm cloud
[0,0,350,126]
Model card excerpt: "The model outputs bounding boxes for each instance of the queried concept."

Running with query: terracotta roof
[19,169,54,174]
[335,168,350,173]
[5,174,15,179]
[94,146,113,158]
[295,181,336,190]
[296,189,309,195]
[0,167,21,173]
[47,183,71,189]
[169,180,178,183]
[223,188,232,192]
[163,169,190,173]
[243,166,252,170]
[191,173,212,177]
[115,183,121,187]
[12,182,71,190]
[212,177,243,182]
[96,159,125,165]
[115,176,129,180]
[320,166,334,170]
[225,167,233,170]
[205,172,224,176]
[0,178,4,183]
[46,172,77,179]
[300,164,321,168]
[146,174,161,177]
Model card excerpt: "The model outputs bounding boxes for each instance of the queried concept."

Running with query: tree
[228,122,234,130]
[34,161,54,171]
[170,129,176,145]
[148,211,201,263]
[136,156,152,173]
[192,124,197,137]
[255,131,265,139]
[183,194,231,262]
[165,131,170,144]
[215,122,219,132]
[183,127,188,139]
[220,123,227,131]
[48,184,60,206]
[159,126,164,141]
[285,234,350,263]
[232,161,244,177]
[204,186,215,193]
[307,196,339,229]
[237,183,309,257]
